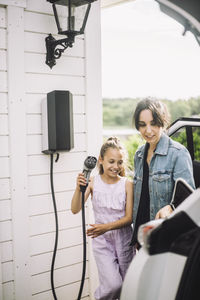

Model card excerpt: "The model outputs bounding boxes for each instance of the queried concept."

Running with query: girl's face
[99,148,124,179]
[138,109,163,147]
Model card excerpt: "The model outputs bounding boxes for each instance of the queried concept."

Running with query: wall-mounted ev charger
[41,91,91,300]
[41,90,75,300]
[42,90,74,154]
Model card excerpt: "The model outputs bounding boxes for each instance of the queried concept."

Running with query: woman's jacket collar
[137,133,170,159]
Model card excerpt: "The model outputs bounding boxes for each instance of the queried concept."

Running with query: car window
[192,127,200,161]
[170,127,187,148]
[170,126,200,162]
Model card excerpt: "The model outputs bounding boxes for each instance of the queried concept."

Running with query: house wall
[0,0,102,299]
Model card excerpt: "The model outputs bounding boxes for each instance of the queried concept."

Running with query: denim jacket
[133,133,195,227]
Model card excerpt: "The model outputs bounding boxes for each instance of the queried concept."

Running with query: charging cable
[50,152,59,300]
[77,156,97,299]
[49,155,96,300]
[49,152,86,300]
[77,185,88,300]
[49,153,87,300]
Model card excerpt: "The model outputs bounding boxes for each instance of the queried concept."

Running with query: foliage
[171,128,200,161]
[103,98,140,128]
[170,129,187,148]
[103,97,200,128]
[124,134,144,173]
[193,128,200,161]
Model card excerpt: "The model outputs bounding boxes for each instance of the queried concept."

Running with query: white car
[121,184,200,300]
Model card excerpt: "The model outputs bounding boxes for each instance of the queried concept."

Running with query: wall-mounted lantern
[46,0,96,68]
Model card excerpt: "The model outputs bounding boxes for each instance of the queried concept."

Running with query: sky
[101,0,200,100]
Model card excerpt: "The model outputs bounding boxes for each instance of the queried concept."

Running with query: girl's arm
[71,173,93,214]
[87,179,133,238]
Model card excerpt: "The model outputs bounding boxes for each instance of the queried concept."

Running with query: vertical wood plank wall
[0,0,102,299]
[0,4,14,299]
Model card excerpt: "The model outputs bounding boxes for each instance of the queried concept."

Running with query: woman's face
[138,109,163,147]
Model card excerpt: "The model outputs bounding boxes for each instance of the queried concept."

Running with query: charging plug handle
[80,183,88,193]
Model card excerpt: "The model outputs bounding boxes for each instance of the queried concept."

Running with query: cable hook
[55,152,60,162]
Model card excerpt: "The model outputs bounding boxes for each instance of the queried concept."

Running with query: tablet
[170,178,194,209]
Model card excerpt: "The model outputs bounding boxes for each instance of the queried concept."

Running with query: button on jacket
[133,133,195,228]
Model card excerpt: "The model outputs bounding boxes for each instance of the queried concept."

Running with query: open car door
[155,0,200,46]
[167,117,200,188]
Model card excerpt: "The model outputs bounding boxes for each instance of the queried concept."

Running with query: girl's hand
[155,205,173,219]
[76,173,87,189]
[86,224,108,238]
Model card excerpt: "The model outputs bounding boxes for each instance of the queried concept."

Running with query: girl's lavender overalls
[91,175,134,300]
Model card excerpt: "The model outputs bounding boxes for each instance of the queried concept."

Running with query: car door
[167,117,200,188]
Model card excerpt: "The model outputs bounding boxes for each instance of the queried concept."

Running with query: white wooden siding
[7,2,30,299]
[25,0,89,296]
[0,0,102,299]
[84,0,103,296]
[0,4,12,300]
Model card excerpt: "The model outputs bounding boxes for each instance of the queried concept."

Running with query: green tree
[103,97,200,129]
[171,128,200,161]
[103,98,139,128]
[167,100,192,122]
[124,134,144,173]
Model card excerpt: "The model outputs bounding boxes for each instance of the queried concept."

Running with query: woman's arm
[87,179,133,238]
[172,147,195,189]
[71,173,92,214]
[155,147,195,219]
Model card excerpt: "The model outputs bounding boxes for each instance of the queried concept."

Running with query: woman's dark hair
[133,98,170,130]
[98,136,126,176]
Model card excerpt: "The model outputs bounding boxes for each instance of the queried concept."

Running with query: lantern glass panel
[55,4,87,33]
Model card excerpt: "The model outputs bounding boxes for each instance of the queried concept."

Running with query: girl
[71,137,134,300]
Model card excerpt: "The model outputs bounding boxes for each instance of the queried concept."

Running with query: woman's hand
[155,205,173,219]
[86,224,108,238]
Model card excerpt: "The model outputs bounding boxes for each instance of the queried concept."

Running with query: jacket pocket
[152,172,172,206]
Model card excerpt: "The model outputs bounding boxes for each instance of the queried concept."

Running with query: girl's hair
[98,136,126,177]
[133,98,170,130]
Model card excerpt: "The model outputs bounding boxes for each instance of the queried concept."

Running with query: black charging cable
[77,185,88,300]
[50,152,59,300]
[49,153,90,300]
[77,156,97,299]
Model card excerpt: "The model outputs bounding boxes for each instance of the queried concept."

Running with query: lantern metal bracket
[45,33,75,68]
[46,0,94,69]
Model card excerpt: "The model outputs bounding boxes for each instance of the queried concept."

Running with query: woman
[131,98,195,248]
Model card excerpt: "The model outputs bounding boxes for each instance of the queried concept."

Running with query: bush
[124,134,144,175]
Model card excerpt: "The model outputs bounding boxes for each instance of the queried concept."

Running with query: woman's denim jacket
[133,133,195,228]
